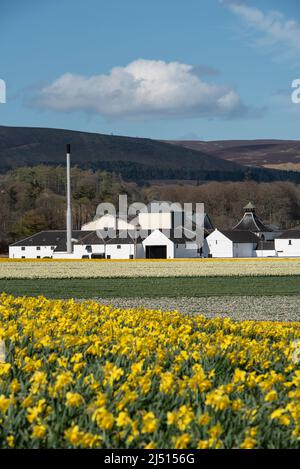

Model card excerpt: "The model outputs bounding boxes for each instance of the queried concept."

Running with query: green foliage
[11,210,50,239]
[0,166,142,250]
[0,276,300,298]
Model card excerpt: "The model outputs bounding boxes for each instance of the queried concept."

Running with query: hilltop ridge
[1,125,300,183]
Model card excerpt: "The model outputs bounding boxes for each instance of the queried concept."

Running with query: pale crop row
[1,258,300,278]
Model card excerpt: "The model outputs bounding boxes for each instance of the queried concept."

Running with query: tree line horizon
[1,165,300,253]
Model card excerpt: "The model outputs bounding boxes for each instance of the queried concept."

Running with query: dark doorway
[146,245,167,259]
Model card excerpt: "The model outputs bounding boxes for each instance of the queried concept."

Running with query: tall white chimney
[66,144,73,253]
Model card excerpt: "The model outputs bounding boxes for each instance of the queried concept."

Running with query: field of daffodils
[1,293,300,448]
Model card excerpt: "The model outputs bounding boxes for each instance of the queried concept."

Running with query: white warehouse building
[205,229,260,258]
[11,143,300,259]
[9,227,206,260]
[10,198,300,259]
[204,202,280,258]
[9,197,213,259]
[275,230,300,257]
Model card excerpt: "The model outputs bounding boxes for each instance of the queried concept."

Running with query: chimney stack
[66,144,72,254]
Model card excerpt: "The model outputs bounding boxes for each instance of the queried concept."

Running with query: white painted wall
[10,241,200,259]
[54,243,135,259]
[206,230,258,258]
[275,238,300,257]
[81,214,134,231]
[138,212,172,230]
[255,249,277,257]
[142,230,174,258]
[106,243,135,259]
[9,245,55,259]
[206,230,233,258]
[10,241,138,260]
[54,244,106,259]
[53,250,84,259]
[10,243,106,259]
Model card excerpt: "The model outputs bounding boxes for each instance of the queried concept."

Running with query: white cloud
[223,1,300,59]
[37,59,251,120]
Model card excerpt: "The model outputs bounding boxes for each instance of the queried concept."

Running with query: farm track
[87,296,300,322]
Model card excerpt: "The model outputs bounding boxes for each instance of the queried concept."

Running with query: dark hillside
[1,126,300,183]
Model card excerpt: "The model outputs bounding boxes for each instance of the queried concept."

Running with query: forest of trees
[1,165,300,253]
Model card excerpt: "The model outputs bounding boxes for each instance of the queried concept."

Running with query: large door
[146,245,167,259]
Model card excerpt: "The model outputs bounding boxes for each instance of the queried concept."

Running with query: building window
[21,256,25,259]
[106,255,111,259]
[289,240,292,245]
[86,245,92,253]
[36,246,41,250]
[37,256,40,259]
[215,240,218,245]
[117,245,121,249]
[21,247,25,251]
[51,246,55,250]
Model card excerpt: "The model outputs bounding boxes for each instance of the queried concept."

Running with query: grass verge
[0,275,300,298]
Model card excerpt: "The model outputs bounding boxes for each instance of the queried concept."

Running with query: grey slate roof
[75,230,141,245]
[233,211,272,232]
[277,230,300,239]
[204,214,214,231]
[190,213,214,231]
[11,230,144,250]
[10,230,87,247]
[11,227,203,249]
[220,230,259,243]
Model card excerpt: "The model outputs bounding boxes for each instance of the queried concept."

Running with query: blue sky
[0,0,299,140]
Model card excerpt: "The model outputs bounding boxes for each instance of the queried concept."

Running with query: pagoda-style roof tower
[233,202,272,233]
